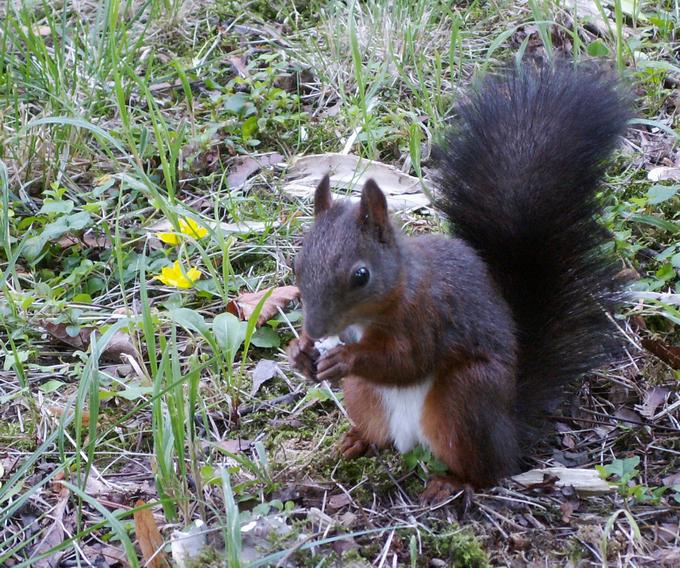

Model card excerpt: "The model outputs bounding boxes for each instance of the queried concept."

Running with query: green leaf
[116,383,154,400]
[242,115,258,140]
[647,184,679,205]
[604,456,640,479]
[656,263,676,281]
[22,212,93,261]
[170,308,209,336]
[213,312,247,360]
[224,92,249,114]
[672,253,680,268]
[39,199,74,215]
[587,39,610,57]
[39,379,65,393]
[628,214,679,234]
[251,326,280,348]
[3,350,29,371]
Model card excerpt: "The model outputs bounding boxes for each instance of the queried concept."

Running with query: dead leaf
[133,500,170,568]
[251,359,280,395]
[171,520,207,568]
[641,338,680,369]
[662,473,680,487]
[614,407,643,427]
[31,483,70,568]
[330,537,358,556]
[639,387,670,418]
[41,321,139,363]
[227,153,284,188]
[42,320,92,350]
[563,0,609,35]
[82,544,131,567]
[327,492,352,512]
[283,153,430,211]
[56,231,112,250]
[509,534,531,551]
[652,547,680,567]
[229,55,249,78]
[104,331,140,362]
[48,406,90,428]
[21,25,52,37]
[147,218,272,243]
[561,434,576,449]
[559,486,579,523]
[214,439,253,453]
[648,166,680,182]
[512,468,614,495]
[227,285,299,326]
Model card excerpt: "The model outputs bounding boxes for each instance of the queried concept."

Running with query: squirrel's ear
[359,179,393,243]
[314,175,332,216]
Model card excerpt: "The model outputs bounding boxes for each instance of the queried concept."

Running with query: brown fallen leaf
[41,321,139,363]
[82,543,131,567]
[327,492,352,512]
[251,359,280,396]
[48,406,90,428]
[559,485,579,523]
[641,338,680,369]
[32,482,70,568]
[229,55,249,78]
[56,231,112,250]
[213,439,253,453]
[283,153,430,211]
[662,472,680,487]
[614,407,643,427]
[227,285,299,326]
[227,153,284,189]
[133,500,170,568]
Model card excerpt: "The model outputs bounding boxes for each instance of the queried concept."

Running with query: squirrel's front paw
[316,345,352,383]
[287,335,319,380]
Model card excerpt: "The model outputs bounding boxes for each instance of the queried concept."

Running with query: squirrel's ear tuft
[314,175,332,216]
[359,179,392,243]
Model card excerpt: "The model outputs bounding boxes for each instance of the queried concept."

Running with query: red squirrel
[287,63,631,502]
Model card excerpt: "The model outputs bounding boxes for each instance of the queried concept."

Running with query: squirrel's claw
[338,427,370,459]
[287,336,319,380]
[316,345,352,383]
[419,476,473,508]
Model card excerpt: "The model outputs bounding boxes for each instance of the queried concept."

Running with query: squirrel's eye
[351,266,370,288]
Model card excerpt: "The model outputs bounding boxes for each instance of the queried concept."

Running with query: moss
[418,526,489,568]
[0,415,37,451]
[184,546,222,568]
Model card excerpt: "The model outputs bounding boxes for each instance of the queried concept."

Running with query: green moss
[418,526,489,568]
[0,415,37,451]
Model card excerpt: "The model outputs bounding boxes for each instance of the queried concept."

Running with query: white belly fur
[376,378,434,453]
[330,326,433,453]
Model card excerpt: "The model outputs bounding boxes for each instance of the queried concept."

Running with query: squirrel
[287,63,631,502]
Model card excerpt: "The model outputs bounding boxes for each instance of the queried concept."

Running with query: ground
[0,0,679,566]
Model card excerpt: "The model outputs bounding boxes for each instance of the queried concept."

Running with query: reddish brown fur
[342,376,390,447]
[421,360,516,489]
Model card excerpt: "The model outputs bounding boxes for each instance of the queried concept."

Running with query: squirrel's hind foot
[338,427,371,459]
[420,475,474,508]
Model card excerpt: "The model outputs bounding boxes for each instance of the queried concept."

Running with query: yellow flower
[179,218,208,239]
[156,260,202,288]
[155,218,208,245]
[156,231,181,245]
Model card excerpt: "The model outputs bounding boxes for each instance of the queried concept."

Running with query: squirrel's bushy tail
[434,63,631,445]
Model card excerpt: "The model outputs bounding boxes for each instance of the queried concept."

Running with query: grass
[1,0,679,565]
